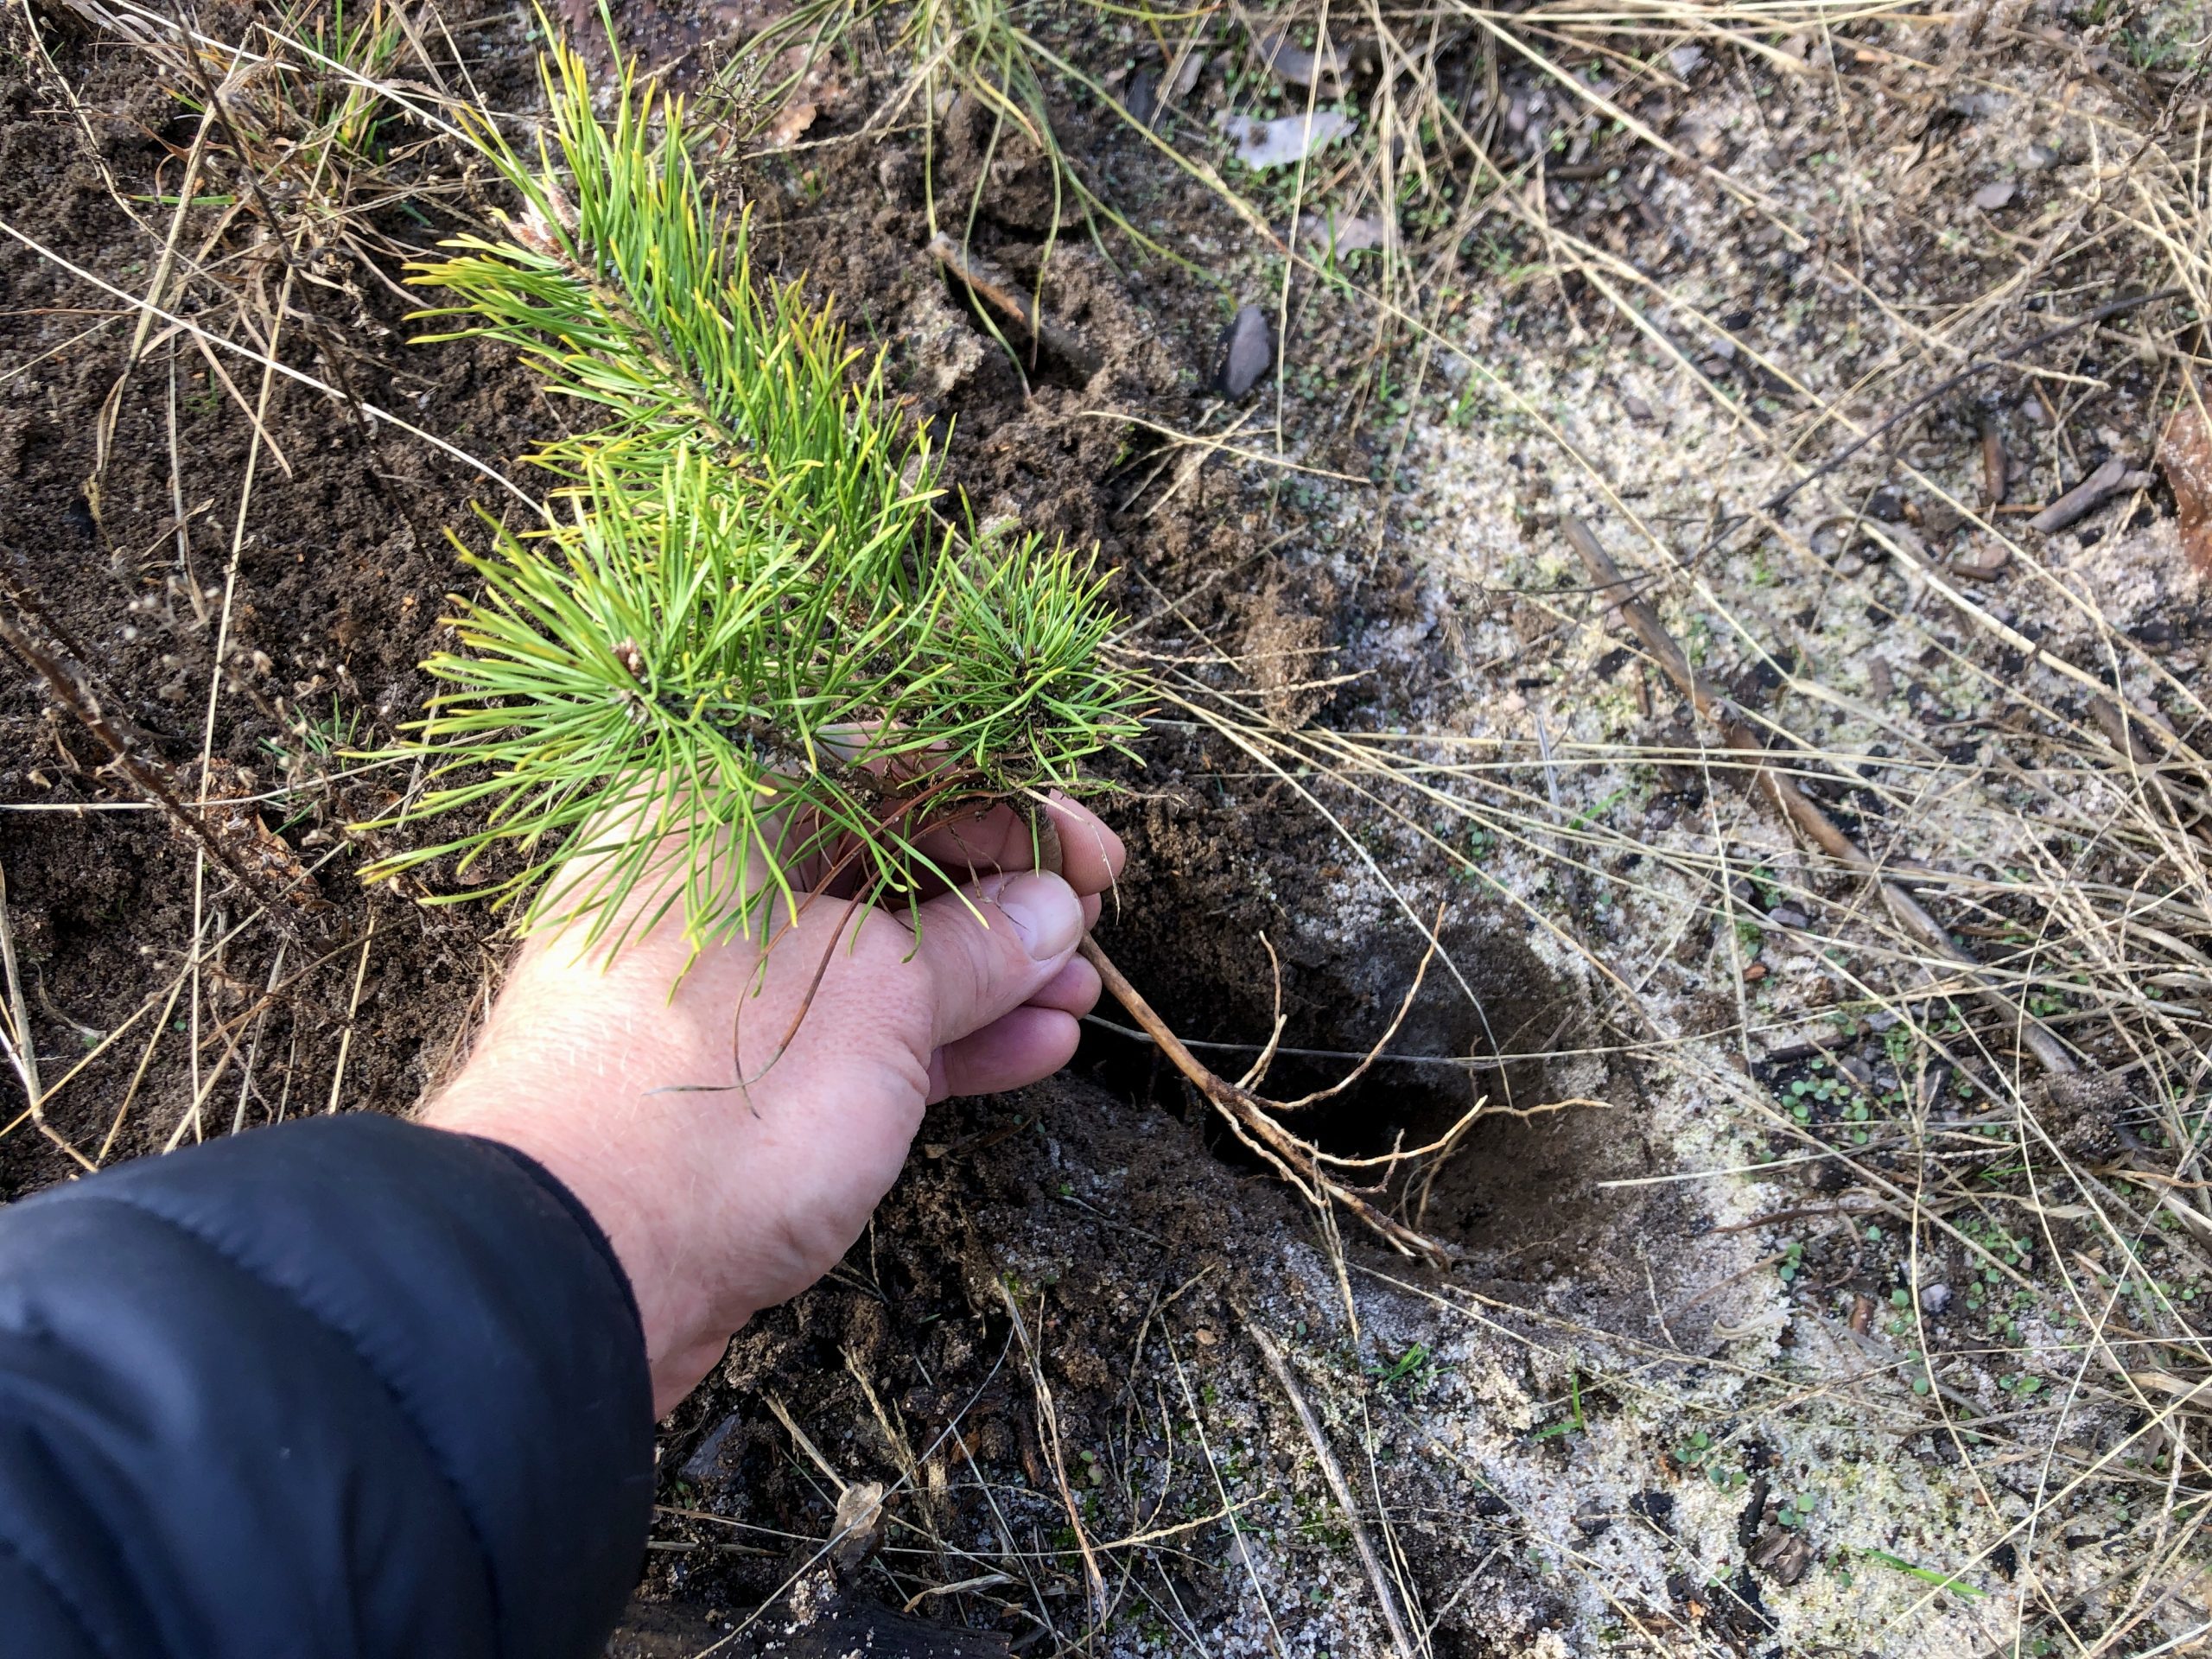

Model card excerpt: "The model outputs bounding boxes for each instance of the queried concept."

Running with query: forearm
[0,1116,653,1659]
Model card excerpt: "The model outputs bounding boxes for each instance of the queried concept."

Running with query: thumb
[911,871,1085,1049]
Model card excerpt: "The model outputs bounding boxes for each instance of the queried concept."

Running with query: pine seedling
[360,38,1141,952]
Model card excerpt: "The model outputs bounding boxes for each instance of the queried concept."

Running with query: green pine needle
[359,36,1141,949]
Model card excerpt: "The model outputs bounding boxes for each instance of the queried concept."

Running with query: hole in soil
[1084,912,1661,1265]
[938,263,1092,391]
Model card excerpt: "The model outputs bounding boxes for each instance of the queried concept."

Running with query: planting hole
[1085,910,1665,1268]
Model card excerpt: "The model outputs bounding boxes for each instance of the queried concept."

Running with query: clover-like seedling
[361,39,1141,952]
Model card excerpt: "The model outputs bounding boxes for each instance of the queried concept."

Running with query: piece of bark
[1980,419,2007,507]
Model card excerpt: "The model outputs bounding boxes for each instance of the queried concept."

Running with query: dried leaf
[2159,402,2212,573]
[707,0,793,36]
[1249,29,1343,87]
[1217,109,1353,169]
[181,759,326,911]
[1166,49,1202,102]
[1296,211,1394,255]
[766,99,819,147]
[761,45,844,149]
[1124,67,1157,125]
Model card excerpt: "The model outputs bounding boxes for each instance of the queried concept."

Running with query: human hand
[421,792,1124,1416]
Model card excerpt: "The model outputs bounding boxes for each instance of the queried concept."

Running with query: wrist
[423,1067,747,1417]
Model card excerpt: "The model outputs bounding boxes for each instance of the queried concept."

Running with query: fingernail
[988,872,1083,962]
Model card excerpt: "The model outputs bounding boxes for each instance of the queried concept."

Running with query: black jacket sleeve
[0,1114,655,1659]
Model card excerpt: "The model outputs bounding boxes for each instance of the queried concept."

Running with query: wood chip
[1296,211,1393,255]
[1217,108,1353,168]
[2026,455,2143,533]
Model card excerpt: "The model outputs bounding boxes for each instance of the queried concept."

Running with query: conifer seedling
[362,39,1141,955]
[362,34,1443,1259]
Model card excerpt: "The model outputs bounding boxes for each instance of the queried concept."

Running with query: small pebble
[1766,906,1811,930]
[1971,181,2018,211]
[1952,542,2012,582]
[1125,68,1158,125]
[1920,1283,1953,1313]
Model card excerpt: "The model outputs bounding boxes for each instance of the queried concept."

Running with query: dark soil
[0,1,549,1186]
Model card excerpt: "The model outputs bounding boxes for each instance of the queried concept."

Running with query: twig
[1241,1318,1420,1659]
[2089,695,2212,830]
[1078,938,1452,1261]
[2026,455,2151,534]
[1560,515,2076,1077]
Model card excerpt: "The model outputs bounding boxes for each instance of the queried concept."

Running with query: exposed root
[926,232,1100,378]
[1078,936,1453,1263]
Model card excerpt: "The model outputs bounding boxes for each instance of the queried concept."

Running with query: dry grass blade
[995,1279,1110,1630]
[0,862,41,1117]
[1242,1315,1421,1659]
